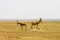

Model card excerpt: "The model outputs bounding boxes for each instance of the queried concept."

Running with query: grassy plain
[0,21,60,40]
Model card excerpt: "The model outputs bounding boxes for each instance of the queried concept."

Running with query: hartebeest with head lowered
[17,20,27,30]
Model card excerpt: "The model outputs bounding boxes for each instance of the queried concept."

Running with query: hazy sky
[0,0,60,19]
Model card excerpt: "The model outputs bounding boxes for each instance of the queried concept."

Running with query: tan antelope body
[31,18,42,29]
[17,20,27,30]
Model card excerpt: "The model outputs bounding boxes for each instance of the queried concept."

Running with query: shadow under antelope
[17,20,27,30]
[31,18,42,29]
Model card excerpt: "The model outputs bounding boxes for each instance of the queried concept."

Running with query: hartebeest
[31,18,42,29]
[17,20,27,30]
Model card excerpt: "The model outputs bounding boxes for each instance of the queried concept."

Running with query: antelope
[17,20,27,30]
[31,18,42,29]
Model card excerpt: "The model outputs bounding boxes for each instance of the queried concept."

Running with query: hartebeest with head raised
[31,18,42,29]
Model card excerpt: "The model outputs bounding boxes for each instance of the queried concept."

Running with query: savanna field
[0,21,60,40]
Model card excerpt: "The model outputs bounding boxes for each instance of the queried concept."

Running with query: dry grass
[0,21,60,40]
